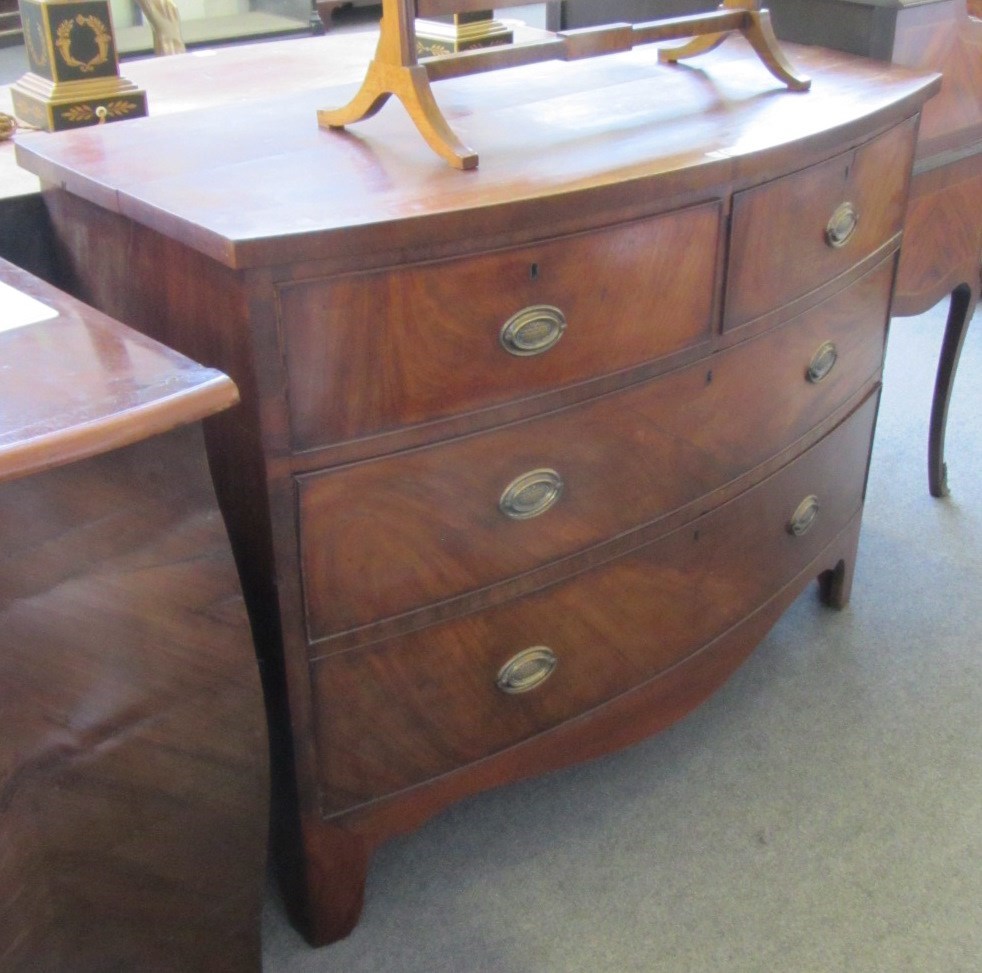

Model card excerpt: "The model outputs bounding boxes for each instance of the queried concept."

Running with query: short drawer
[311,393,878,815]
[724,117,916,331]
[298,257,893,640]
[279,203,720,450]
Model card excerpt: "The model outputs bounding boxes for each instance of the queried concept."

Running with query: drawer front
[279,204,720,451]
[724,118,916,331]
[299,258,892,641]
[311,393,878,815]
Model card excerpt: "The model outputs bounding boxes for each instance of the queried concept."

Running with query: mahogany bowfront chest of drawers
[16,39,939,945]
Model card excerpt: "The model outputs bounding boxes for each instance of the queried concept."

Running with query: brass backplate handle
[826,201,858,248]
[807,341,838,383]
[500,468,564,520]
[500,305,567,357]
[496,646,558,694]
[788,494,820,536]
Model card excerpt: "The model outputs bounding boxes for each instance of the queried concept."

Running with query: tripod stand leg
[393,64,478,169]
[317,60,394,128]
[658,31,728,65]
[742,10,811,90]
[658,1,809,91]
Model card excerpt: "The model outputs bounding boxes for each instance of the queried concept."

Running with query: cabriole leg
[929,280,977,498]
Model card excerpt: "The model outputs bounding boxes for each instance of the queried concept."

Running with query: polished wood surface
[886,2,982,496]
[740,0,982,496]
[298,506,865,943]
[0,258,268,971]
[0,30,386,201]
[0,257,237,481]
[15,42,937,269]
[763,0,982,497]
[889,0,982,164]
[15,44,938,948]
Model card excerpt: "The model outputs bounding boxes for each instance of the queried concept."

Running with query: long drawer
[298,257,893,641]
[278,203,720,450]
[311,392,878,816]
[724,117,916,331]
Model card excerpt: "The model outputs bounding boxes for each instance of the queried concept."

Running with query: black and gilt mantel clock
[12,0,147,131]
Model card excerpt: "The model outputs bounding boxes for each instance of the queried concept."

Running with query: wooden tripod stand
[317,0,811,169]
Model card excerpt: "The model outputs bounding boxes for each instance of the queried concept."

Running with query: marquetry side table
[0,257,269,972]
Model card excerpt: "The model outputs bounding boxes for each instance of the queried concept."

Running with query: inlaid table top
[0,254,237,481]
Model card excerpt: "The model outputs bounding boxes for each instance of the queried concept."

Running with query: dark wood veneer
[559,0,980,496]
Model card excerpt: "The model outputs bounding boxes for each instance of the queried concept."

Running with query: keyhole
[529,263,539,281]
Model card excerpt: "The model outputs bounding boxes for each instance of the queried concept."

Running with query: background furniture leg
[928,279,978,497]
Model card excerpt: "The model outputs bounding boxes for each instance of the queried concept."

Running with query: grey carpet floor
[261,296,981,973]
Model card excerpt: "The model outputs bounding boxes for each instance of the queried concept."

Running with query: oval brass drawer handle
[807,341,838,383]
[496,646,558,694]
[499,468,564,520]
[826,202,858,249]
[500,305,567,357]
[788,495,820,537]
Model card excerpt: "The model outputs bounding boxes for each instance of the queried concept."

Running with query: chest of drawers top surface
[15,41,937,270]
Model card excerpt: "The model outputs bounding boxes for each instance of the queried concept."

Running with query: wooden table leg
[928,279,978,498]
